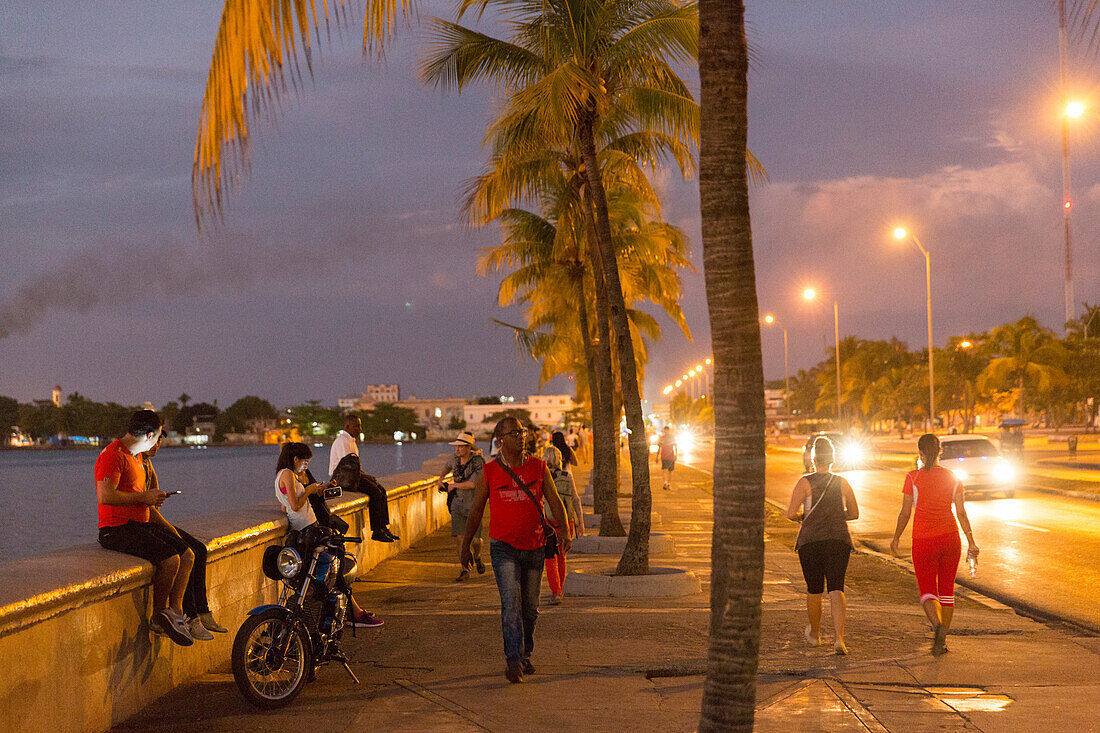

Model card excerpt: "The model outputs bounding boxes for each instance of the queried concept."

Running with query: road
[678,442,1100,632]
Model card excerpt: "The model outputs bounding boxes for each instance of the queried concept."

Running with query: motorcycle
[232,489,364,709]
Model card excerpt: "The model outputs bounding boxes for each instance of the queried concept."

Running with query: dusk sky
[2,2,1097,410]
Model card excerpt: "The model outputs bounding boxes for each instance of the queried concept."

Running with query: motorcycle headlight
[277,547,303,578]
[993,462,1015,483]
[951,468,969,482]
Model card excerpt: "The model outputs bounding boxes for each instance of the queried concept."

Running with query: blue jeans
[489,539,544,667]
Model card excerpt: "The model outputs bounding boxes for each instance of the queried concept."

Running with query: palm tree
[696,1,765,729]
[421,0,701,574]
[980,317,1069,418]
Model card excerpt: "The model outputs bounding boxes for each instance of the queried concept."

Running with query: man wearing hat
[435,431,486,581]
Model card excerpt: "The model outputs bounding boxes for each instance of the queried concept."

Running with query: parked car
[801,431,868,472]
[931,434,1017,499]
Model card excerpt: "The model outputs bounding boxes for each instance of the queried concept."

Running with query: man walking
[95,409,194,646]
[656,425,677,490]
[329,414,399,542]
[461,416,571,683]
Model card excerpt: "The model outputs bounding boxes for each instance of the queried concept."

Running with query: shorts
[797,539,851,594]
[98,520,190,565]
[911,532,961,606]
[450,490,482,538]
[661,458,676,472]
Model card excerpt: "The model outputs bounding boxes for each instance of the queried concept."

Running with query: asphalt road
[679,443,1100,633]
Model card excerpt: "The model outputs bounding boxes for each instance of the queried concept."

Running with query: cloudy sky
[1,1,1097,409]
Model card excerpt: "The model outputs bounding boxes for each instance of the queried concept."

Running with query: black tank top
[795,472,852,550]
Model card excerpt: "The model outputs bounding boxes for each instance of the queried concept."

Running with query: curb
[571,533,676,555]
[581,511,662,529]
[565,566,701,597]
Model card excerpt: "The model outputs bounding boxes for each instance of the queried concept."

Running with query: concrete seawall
[0,456,451,733]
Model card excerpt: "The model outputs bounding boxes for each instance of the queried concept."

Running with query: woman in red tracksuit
[890,433,980,656]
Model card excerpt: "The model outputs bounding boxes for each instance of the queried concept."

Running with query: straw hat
[449,431,476,446]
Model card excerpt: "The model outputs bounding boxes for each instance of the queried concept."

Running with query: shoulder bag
[497,459,558,559]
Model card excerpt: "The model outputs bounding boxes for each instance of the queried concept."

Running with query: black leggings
[797,539,852,594]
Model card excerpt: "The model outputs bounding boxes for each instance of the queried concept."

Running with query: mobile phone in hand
[165,490,182,496]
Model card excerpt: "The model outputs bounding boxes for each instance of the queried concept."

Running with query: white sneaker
[165,609,194,643]
[189,617,214,641]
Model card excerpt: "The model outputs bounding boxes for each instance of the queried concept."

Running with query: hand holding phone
[165,490,182,496]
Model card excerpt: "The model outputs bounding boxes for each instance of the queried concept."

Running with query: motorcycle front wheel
[232,609,312,709]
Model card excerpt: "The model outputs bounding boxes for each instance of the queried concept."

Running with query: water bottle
[968,554,977,577]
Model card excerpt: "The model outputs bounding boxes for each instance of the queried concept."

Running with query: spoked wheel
[232,609,312,708]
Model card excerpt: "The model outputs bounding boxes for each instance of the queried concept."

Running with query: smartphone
[165,490,182,496]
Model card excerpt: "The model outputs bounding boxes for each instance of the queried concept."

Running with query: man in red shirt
[461,416,570,683]
[95,410,195,646]
[656,426,677,490]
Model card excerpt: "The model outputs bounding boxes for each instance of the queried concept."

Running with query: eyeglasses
[500,429,526,438]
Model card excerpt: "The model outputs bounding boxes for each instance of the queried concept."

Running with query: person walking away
[330,414,399,542]
[890,433,979,656]
[278,442,383,628]
[541,445,583,605]
[95,409,194,646]
[435,431,486,581]
[784,436,859,654]
[142,433,227,640]
[551,431,579,474]
[656,426,677,490]
[461,417,571,683]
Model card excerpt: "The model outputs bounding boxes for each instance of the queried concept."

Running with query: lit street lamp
[893,227,936,430]
[803,287,842,425]
[1059,0,1083,324]
[763,314,790,416]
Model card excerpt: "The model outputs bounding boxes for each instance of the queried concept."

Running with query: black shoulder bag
[497,459,558,559]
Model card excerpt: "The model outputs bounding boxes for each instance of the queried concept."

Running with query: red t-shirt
[658,434,676,460]
[485,456,547,551]
[902,466,961,539]
[94,439,149,528]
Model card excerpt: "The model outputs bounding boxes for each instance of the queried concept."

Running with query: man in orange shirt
[95,409,195,646]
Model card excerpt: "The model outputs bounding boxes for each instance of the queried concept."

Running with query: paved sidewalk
[117,460,1100,732]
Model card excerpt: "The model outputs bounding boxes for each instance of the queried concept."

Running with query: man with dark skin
[461,416,571,682]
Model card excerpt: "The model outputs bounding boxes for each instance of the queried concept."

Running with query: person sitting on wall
[329,414,399,543]
[94,409,194,647]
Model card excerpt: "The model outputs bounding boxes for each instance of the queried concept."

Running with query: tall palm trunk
[579,118,652,576]
[588,229,626,536]
[697,2,765,731]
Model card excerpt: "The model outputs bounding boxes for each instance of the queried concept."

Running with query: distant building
[397,397,470,437]
[464,394,575,435]
[338,384,401,412]
[52,385,62,407]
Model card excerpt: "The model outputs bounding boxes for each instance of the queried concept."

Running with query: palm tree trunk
[697,2,765,731]
[587,231,625,536]
[578,118,652,576]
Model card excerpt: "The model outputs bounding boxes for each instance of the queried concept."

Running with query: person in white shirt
[330,414,399,543]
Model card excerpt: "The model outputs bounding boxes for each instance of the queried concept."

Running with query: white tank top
[275,468,317,530]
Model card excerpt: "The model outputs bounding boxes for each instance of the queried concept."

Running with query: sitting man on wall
[94,409,195,646]
[329,414,399,543]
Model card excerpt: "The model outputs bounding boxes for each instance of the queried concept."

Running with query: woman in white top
[275,442,328,530]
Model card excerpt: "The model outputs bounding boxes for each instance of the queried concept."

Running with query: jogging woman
[890,433,980,655]
[785,436,859,655]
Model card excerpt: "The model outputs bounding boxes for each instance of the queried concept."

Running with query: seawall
[0,456,451,732]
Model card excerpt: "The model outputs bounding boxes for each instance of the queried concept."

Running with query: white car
[934,435,1017,499]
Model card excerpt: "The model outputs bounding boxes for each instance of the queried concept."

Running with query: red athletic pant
[544,519,575,596]
[911,532,961,607]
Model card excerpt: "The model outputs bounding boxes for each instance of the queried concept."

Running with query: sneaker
[505,664,525,683]
[522,659,535,675]
[199,612,228,633]
[385,528,401,541]
[548,594,562,605]
[455,570,469,582]
[475,557,486,575]
[932,623,948,656]
[152,609,194,646]
[188,617,215,641]
[352,610,384,628]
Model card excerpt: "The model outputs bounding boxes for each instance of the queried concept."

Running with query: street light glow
[1066,100,1086,118]
[893,227,908,240]
[764,314,775,324]
[675,380,682,387]
[803,287,817,301]
[958,340,972,349]
[663,386,673,395]
[705,358,712,365]
[688,369,696,377]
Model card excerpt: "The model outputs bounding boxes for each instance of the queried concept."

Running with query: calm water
[0,442,459,562]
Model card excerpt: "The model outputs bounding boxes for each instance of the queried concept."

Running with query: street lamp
[763,314,790,416]
[893,227,936,430]
[803,287,842,425]
[1059,0,1082,324]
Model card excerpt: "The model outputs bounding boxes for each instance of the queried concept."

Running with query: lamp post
[893,227,936,430]
[1059,0,1082,325]
[803,288,842,426]
[763,314,790,416]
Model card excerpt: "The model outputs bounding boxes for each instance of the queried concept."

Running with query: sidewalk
[116,461,1100,732]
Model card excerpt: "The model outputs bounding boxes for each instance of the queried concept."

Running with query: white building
[338,384,401,412]
[464,394,576,435]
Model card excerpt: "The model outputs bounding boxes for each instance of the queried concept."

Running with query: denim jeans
[489,539,544,667]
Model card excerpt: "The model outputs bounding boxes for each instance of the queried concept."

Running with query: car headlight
[841,443,864,465]
[277,547,303,578]
[676,433,695,452]
[951,468,969,482]
[993,462,1015,483]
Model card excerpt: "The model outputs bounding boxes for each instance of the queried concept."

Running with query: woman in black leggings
[785,436,860,654]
